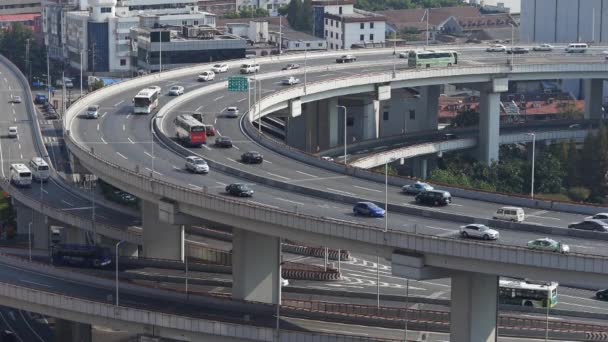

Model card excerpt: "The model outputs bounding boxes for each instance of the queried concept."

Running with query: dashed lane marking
[116,152,128,160]
[114,100,124,106]
[296,170,317,178]
[276,197,304,205]
[326,187,355,196]
[353,185,382,193]
[267,172,290,180]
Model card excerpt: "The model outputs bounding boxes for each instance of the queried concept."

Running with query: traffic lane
[0,307,50,342]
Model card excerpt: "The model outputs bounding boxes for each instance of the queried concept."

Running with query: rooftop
[0,13,40,22]
[325,8,386,23]
[268,24,324,42]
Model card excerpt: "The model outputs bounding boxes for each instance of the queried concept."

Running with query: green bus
[407,50,458,68]
[499,279,559,308]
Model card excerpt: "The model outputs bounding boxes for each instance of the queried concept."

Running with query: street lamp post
[115,240,125,306]
[28,221,32,262]
[527,133,536,199]
[337,106,348,165]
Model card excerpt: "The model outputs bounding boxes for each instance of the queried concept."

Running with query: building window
[325,30,328,37]
[120,58,126,66]
[360,34,364,41]
[100,7,111,13]
[383,111,389,120]
[409,110,415,120]
[330,43,333,49]
[306,42,310,47]
[339,6,342,14]
[370,22,374,29]
[370,33,374,40]
[331,32,333,38]
[325,18,328,24]
[360,23,364,29]
[194,20,198,25]
[182,20,187,25]
[337,21,340,28]
[267,4,271,9]
[295,43,300,47]
[319,43,323,47]
[330,19,333,26]
[336,33,339,40]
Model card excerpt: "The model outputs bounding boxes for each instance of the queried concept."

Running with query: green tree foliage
[450,109,479,128]
[532,152,565,194]
[0,23,46,78]
[223,8,269,19]
[287,0,312,33]
[568,187,591,202]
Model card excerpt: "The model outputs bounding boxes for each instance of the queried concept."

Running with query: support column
[584,79,604,120]
[142,200,184,261]
[411,158,428,179]
[328,97,339,148]
[362,100,380,140]
[285,114,307,150]
[422,85,440,131]
[232,229,280,304]
[14,201,49,249]
[63,226,87,244]
[478,91,501,165]
[450,273,498,342]
[55,319,92,342]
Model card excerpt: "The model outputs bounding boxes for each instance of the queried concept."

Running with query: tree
[557,102,584,120]
[450,109,479,128]
[287,0,302,29]
[565,140,580,188]
[532,152,565,194]
[0,23,46,79]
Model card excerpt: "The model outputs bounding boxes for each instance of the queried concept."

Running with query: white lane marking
[327,187,355,196]
[61,200,74,207]
[114,100,124,106]
[128,137,135,144]
[296,170,317,178]
[353,185,382,193]
[17,144,20,150]
[527,215,561,221]
[20,279,52,288]
[145,167,163,176]
[247,200,279,209]
[569,244,594,249]
[276,197,305,205]
[195,105,203,112]
[232,145,240,150]
[214,95,224,101]
[19,154,22,159]
[215,181,227,186]
[172,166,180,170]
[126,113,131,119]
[100,137,108,144]
[318,329,368,336]
[41,188,48,194]
[267,172,290,180]
[188,184,202,190]
[214,118,218,124]
[216,130,221,136]
[101,112,107,118]
[116,152,128,159]
[19,310,45,342]
[226,157,237,163]
[263,160,273,164]
[0,312,22,342]
[425,225,454,232]
[122,124,126,131]
[449,203,463,207]
[96,124,100,131]
[202,144,211,150]
[237,97,247,102]
[144,151,155,159]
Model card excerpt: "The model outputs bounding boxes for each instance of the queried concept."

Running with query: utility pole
[46,48,51,101]
[25,39,30,85]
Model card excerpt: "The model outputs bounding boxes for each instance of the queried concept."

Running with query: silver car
[185,156,209,174]
[527,238,570,254]
[169,85,184,96]
[225,107,239,118]
[460,224,499,240]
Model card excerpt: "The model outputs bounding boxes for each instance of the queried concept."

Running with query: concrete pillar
[142,200,184,261]
[63,226,88,244]
[422,85,440,131]
[232,229,280,304]
[285,113,307,150]
[450,273,498,342]
[14,201,49,249]
[584,79,604,120]
[328,98,339,147]
[478,91,501,165]
[411,158,428,179]
[362,100,380,140]
[55,319,92,342]
[119,242,139,257]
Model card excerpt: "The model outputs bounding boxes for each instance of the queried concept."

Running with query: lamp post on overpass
[28,221,32,262]
[115,240,125,306]
[337,105,348,165]
[526,133,536,199]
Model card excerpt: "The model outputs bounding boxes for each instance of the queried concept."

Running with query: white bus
[408,50,458,68]
[174,114,207,146]
[133,88,159,114]
[29,157,50,182]
[10,163,32,187]
[499,279,558,308]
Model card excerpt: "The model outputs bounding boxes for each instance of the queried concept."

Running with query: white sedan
[197,71,215,82]
[168,85,184,96]
[281,76,300,86]
[460,224,499,240]
[211,63,229,73]
[532,43,553,52]
[486,44,506,52]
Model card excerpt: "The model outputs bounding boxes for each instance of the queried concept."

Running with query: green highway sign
[228,76,249,92]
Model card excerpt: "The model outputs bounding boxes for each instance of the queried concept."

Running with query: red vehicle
[174,114,206,146]
[202,124,216,136]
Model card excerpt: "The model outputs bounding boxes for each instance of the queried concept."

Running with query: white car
[185,156,209,174]
[401,181,433,195]
[85,104,100,119]
[168,85,184,96]
[460,224,499,240]
[197,71,215,82]
[12,95,21,103]
[211,63,229,73]
[8,126,17,138]
[532,43,553,52]
[587,213,608,222]
[281,278,289,287]
[486,44,506,52]
[399,51,409,58]
[225,107,239,118]
[281,76,300,86]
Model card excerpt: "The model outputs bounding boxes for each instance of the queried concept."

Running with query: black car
[442,133,458,140]
[568,219,608,232]
[415,190,451,206]
[241,151,263,164]
[336,55,356,63]
[507,47,530,54]
[225,183,254,197]
[282,63,300,70]
[215,136,233,148]
[597,289,608,300]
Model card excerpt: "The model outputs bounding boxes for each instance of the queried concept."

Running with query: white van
[10,163,32,187]
[565,43,588,53]
[29,157,50,182]
[240,63,260,74]
[493,206,525,222]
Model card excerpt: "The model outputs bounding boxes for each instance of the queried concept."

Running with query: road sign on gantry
[228,76,249,92]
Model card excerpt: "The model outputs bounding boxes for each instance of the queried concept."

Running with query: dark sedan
[215,136,233,148]
[507,47,530,54]
[568,219,608,232]
[225,183,254,197]
[241,151,263,164]
[597,289,608,300]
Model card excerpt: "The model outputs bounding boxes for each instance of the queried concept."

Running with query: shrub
[568,187,591,202]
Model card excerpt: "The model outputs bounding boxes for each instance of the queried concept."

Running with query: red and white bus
[133,87,159,114]
[174,114,206,146]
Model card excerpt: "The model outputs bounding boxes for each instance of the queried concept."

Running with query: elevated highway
[64,47,608,340]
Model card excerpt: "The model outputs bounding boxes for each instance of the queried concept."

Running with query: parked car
[493,206,525,222]
[34,93,48,104]
[353,201,385,217]
[215,136,233,148]
[225,183,254,197]
[211,63,229,73]
[85,105,100,119]
[415,190,451,206]
[507,47,530,54]
[12,95,21,103]
[336,55,357,63]
[568,219,608,232]
[241,151,263,164]
[460,224,499,240]
[401,181,434,195]
[486,44,507,52]
[527,238,569,253]
[596,289,608,300]
[282,63,300,70]
[225,106,239,118]
[282,76,300,86]
[198,71,215,82]
[587,213,608,221]
[8,126,17,138]
[185,156,209,174]
[532,43,553,52]
[169,85,184,96]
